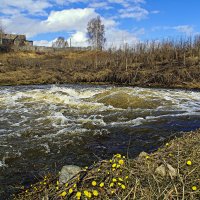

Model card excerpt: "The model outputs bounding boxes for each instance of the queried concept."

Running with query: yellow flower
[169,153,173,157]
[110,159,113,163]
[56,180,59,185]
[112,178,117,182]
[115,154,122,158]
[73,184,77,188]
[118,159,124,165]
[125,176,129,179]
[112,168,116,171]
[60,191,67,197]
[69,188,73,194]
[43,182,46,185]
[92,181,97,186]
[187,160,192,166]
[118,182,122,186]
[116,164,120,168]
[112,163,117,168]
[146,155,150,159]
[121,184,126,189]
[56,186,59,190]
[93,190,99,196]
[84,190,92,198]
[123,156,125,159]
[25,190,28,193]
[192,186,197,191]
[107,171,110,175]
[165,143,169,147]
[85,166,88,169]
[76,192,82,199]
[99,182,104,187]
[118,178,123,182]
[65,183,68,187]
[111,190,115,194]
[110,182,114,187]
[97,168,101,172]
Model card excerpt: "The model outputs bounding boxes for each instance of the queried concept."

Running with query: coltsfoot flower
[93,190,99,196]
[60,191,67,197]
[84,190,92,198]
[187,160,192,166]
[92,181,97,186]
[192,186,197,191]
[76,191,82,199]
[118,159,124,165]
[69,188,73,194]
[121,184,126,189]
[99,182,104,187]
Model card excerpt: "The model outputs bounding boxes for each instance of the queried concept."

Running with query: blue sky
[0,0,199,47]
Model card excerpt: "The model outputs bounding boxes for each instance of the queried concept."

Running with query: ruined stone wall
[12,46,91,52]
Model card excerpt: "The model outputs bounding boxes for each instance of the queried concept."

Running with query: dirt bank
[0,50,200,89]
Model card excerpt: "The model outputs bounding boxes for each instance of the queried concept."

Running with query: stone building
[0,33,33,46]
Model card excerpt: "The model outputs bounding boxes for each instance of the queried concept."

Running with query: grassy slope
[0,50,200,89]
[14,129,200,200]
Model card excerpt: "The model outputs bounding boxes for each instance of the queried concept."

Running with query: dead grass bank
[14,129,200,200]
[1,36,200,89]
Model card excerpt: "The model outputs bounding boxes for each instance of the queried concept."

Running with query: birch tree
[87,16,106,50]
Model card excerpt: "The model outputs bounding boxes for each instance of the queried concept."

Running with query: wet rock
[59,165,82,184]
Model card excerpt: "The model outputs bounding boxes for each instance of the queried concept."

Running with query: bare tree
[52,37,69,48]
[87,16,106,50]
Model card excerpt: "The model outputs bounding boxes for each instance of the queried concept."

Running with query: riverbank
[0,50,200,89]
[14,129,200,199]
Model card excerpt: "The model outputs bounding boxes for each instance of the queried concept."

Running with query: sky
[0,0,199,47]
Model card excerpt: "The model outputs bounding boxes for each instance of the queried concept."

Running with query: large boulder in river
[59,165,82,184]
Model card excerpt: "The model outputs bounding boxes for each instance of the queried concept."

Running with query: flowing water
[0,84,200,198]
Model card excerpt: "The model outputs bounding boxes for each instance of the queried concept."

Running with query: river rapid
[0,84,200,197]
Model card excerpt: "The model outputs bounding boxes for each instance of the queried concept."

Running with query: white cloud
[105,28,140,48]
[42,8,97,32]
[2,8,98,37]
[89,2,113,10]
[2,7,117,38]
[0,0,52,15]
[119,6,149,20]
[68,31,88,47]
[34,40,53,47]
[0,0,155,48]
[153,25,197,36]
[173,25,195,35]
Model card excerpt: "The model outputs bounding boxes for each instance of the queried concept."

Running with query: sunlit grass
[14,129,200,199]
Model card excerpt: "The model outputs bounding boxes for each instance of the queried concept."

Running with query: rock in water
[59,165,82,184]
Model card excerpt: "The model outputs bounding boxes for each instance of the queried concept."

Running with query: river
[0,84,200,198]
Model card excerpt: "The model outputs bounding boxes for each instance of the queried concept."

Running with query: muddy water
[0,84,200,198]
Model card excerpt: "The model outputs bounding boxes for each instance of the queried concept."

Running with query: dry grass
[0,36,200,89]
[13,129,200,200]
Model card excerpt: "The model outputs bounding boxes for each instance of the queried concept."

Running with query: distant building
[0,33,33,47]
